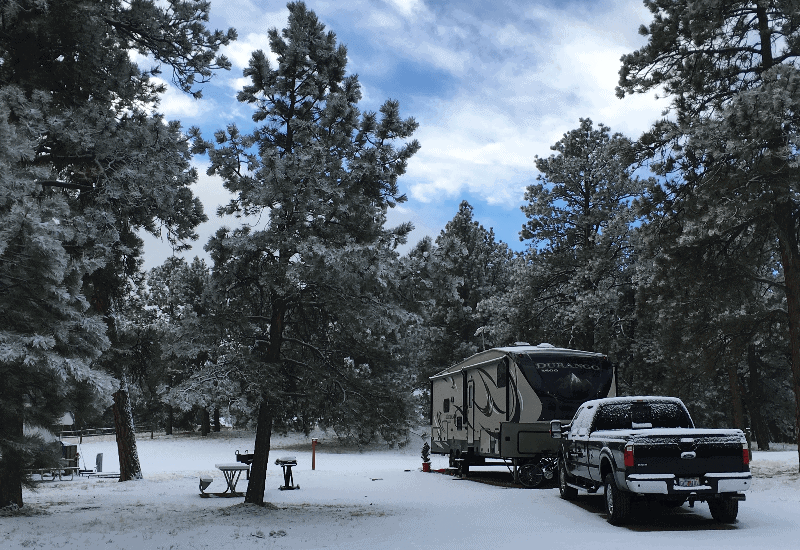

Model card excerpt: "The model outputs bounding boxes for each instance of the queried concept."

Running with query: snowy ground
[2,430,799,549]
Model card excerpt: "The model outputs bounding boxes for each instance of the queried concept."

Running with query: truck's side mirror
[550,420,562,439]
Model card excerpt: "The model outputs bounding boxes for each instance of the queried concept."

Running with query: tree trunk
[200,408,210,436]
[746,345,770,451]
[776,204,800,471]
[245,398,273,506]
[727,363,746,431]
[244,296,286,505]
[213,407,221,432]
[112,387,143,481]
[0,415,24,508]
[165,404,173,436]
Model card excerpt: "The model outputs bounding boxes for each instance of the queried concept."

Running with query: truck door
[566,405,591,478]
[467,379,475,445]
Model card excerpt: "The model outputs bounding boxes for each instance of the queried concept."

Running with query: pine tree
[618,0,800,464]
[401,201,512,400]
[146,256,230,434]
[0,0,234,503]
[192,2,419,505]
[0,89,113,505]
[514,119,643,355]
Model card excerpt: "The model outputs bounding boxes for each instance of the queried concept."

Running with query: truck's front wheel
[708,497,739,523]
[558,460,578,500]
[604,473,631,525]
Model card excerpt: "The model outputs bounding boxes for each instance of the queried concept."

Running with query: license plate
[677,477,700,488]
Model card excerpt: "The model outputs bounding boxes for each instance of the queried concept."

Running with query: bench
[199,477,213,494]
[27,465,80,481]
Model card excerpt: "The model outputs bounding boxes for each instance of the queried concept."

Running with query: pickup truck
[550,396,751,524]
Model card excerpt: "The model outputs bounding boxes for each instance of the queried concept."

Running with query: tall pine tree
[618,0,800,464]
[0,0,234,502]
[513,119,642,355]
[192,2,419,505]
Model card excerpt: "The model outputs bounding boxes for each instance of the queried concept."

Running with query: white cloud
[377,1,667,208]
[139,0,672,265]
[222,33,277,71]
[157,79,212,119]
[385,0,427,19]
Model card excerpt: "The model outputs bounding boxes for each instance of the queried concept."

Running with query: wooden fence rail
[59,425,155,441]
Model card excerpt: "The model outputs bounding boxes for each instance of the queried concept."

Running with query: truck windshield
[512,353,614,421]
[592,401,693,431]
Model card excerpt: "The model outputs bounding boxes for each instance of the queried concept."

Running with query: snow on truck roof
[429,343,609,379]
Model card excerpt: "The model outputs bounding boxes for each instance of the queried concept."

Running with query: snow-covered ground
[2,430,799,549]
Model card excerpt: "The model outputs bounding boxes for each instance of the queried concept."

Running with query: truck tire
[708,497,739,523]
[604,473,631,525]
[558,460,578,500]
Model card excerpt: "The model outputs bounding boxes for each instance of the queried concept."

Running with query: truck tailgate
[630,432,747,476]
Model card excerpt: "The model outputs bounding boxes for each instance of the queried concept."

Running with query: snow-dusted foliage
[189,2,420,504]
[0,1,234,504]
[619,1,800,454]
[483,119,643,360]
[398,201,513,413]
[0,88,112,506]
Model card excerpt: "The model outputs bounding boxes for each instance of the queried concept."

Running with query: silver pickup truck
[550,396,751,524]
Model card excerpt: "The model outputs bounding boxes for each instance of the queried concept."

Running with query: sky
[140,0,669,270]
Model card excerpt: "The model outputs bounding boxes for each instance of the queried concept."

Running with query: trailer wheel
[519,463,544,488]
[604,473,631,525]
[708,497,739,523]
[558,460,578,500]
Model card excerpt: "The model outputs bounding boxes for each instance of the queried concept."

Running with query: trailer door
[467,379,475,445]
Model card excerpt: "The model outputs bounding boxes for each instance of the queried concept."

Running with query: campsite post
[312,438,318,470]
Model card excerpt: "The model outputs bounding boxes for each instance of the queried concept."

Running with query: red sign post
[312,438,318,470]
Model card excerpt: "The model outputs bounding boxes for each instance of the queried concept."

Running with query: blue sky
[141,0,668,269]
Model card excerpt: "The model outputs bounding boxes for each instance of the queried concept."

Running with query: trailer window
[443,399,450,413]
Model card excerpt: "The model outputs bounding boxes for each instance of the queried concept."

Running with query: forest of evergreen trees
[3,1,800,507]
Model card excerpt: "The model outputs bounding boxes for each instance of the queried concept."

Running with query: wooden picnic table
[28,464,80,481]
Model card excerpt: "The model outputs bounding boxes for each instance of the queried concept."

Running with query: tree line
[2,0,800,508]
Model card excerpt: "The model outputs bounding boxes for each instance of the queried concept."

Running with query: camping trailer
[430,343,616,486]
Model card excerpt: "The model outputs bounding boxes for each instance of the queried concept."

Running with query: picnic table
[200,463,250,498]
[28,462,80,481]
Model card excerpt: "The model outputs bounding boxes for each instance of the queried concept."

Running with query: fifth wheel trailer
[430,343,616,486]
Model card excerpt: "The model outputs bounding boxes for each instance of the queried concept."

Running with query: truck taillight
[743,443,750,465]
[624,444,634,468]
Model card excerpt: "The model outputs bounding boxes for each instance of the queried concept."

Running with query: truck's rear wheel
[604,473,631,525]
[558,460,578,500]
[708,497,739,523]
